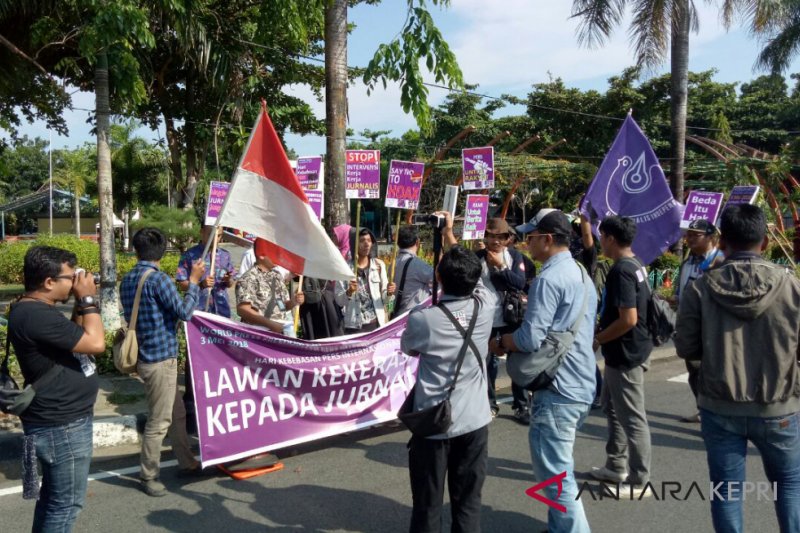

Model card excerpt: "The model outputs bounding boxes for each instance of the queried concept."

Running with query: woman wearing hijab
[337,228,395,334]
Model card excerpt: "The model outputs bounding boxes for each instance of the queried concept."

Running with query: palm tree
[324,0,349,229]
[53,146,92,237]
[746,1,800,73]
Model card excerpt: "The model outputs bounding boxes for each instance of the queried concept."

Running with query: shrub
[650,252,682,271]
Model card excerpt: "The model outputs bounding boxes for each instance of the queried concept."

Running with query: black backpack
[620,257,676,347]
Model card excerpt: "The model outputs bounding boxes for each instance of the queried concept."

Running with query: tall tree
[571,0,699,202]
[53,145,92,237]
[324,0,349,228]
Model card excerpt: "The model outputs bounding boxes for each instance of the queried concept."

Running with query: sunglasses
[53,274,75,282]
[484,232,510,240]
[526,233,554,242]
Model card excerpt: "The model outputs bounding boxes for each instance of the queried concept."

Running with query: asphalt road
[0,356,781,533]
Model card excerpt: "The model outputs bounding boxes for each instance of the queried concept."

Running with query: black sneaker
[490,406,499,418]
[513,407,530,425]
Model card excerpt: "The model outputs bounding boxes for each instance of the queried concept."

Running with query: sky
[7,1,800,158]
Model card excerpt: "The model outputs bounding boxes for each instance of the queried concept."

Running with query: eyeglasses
[526,233,554,242]
[484,232,510,240]
[53,274,75,282]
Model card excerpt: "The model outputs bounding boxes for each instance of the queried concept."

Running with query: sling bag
[397,298,482,437]
[113,269,154,374]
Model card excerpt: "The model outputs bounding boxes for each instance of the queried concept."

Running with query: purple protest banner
[462,147,494,190]
[463,195,489,239]
[681,191,724,229]
[580,115,682,265]
[305,189,324,221]
[385,160,425,209]
[186,311,417,467]
[204,181,230,226]
[295,156,323,190]
[346,150,381,199]
[723,185,761,212]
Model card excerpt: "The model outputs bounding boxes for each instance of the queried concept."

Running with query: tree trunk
[670,0,689,205]
[95,52,121,330]
[323,0,349,230]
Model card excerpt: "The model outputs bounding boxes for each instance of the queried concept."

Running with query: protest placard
[295,156,323,190]
[462,147,495,190]
[346,150,381,199]
[462,195,489,240]
[723,185,760,212]
[204,181,230,226]
[385,160,425,209]
[305,189,323,221]
[680,191,724,229]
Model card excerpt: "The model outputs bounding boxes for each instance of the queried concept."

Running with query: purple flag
[580,115,682,264]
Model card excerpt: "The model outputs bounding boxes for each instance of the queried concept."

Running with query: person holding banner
[401,211,496,533]
[391,225,433,318]
[340,228,396,334]
[236,238,304,335]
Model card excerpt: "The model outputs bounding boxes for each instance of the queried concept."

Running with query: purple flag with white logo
[580,115,682,265]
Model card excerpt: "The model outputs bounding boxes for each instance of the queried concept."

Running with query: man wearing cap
[476,218,534,423]
[675,218,724,423]
[493,209,597,533]
[236,238,304,334]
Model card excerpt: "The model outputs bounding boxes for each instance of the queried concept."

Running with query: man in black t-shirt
[590,216,653,496]
[8,246,106,531]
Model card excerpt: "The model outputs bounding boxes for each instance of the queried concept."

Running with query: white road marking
[668,372,690,384]
[0,459,179,497]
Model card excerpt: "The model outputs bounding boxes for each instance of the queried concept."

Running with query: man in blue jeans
[495,209,597,533]
[8,246,106,532]
[675,204,800,533]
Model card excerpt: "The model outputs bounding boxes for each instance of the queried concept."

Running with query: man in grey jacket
[675,204,800,533]
[401,211,496,533]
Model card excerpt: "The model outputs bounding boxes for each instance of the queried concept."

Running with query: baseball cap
[516,208,572,236]
[687,219,718,236]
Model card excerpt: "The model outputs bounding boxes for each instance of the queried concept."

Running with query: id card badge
[276,299,286,312]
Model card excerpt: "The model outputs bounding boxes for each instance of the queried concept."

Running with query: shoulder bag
[397,298,482,437]
[113,269,154,374]
[507,263,590,391]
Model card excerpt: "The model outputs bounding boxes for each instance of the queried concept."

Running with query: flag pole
[293,275,303,335]
[200,102,268,260]
[353,200,362,277]
[204,229,219,312]
[388,210,401,281]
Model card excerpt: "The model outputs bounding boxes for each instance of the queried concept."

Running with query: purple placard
[346,150,381,199]
[295,156,323,190]
[385,160,425,209]
[463,195,489,240]
[186,311,417,467]
[462,147,495,190]
[723,185,761,212]
[680,191,724,229]
[305,189,323,221]
[204,181,230,226]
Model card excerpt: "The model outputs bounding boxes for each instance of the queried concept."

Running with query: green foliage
[650,252,682,271]
[130,205,199,253]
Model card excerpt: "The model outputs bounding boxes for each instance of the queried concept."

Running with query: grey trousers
[138,358,197,481]
[602,364,652,485]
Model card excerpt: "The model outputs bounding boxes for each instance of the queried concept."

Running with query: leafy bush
[650,252,682,271]
[131,204,199,253]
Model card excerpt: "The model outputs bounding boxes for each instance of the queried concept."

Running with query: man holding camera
[7,246,106,532]
[402,211,496,532]
[391,225,433,317]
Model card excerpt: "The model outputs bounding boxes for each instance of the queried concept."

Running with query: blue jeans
[23,415,93,533]
[700,408,800,533]
[529,389,591,533]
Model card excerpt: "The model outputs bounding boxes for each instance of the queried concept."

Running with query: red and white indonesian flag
[217,107,353,280]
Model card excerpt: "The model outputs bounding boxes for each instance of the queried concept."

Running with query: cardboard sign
[345,150,381,199]
[462,147,494,190]
[462,195,489,240]
[204,181,230,226]
[295,156,323,190]
[385,161,425,209]
[680,191,724,229]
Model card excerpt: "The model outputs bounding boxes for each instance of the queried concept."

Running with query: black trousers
[408,425,488,533]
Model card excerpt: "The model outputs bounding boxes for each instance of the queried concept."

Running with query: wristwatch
[76,295,97,309]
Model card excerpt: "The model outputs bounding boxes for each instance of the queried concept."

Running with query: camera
[412,213,446,230]
[74,268,101,284]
